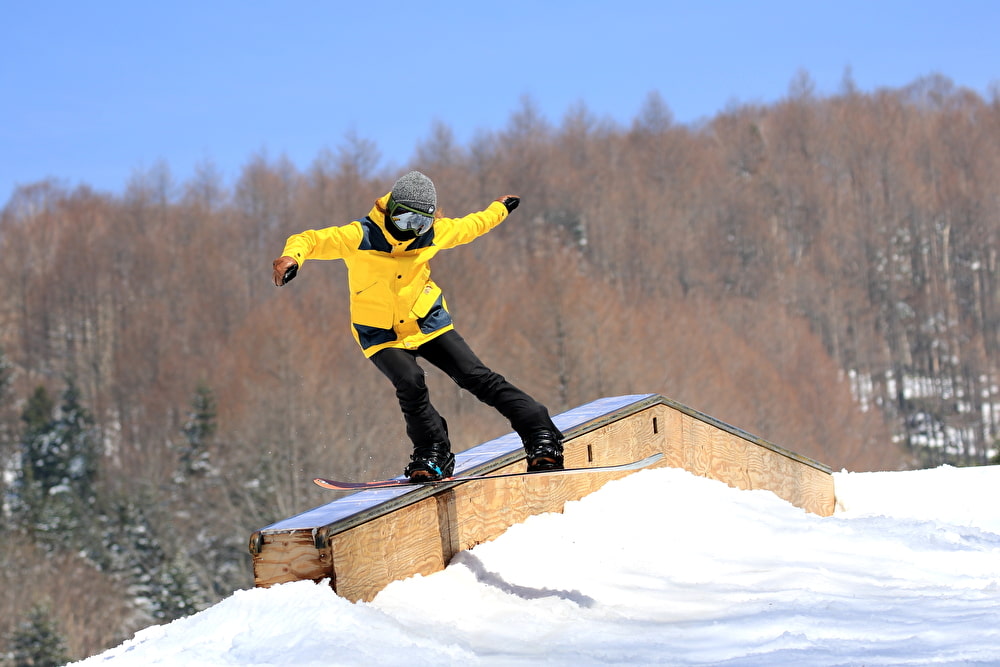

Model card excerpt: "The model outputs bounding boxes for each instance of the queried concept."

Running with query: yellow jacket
[280,193,510,357]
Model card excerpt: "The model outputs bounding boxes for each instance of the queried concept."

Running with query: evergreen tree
[50,380,100,503]
[178,381,217,481]
[150,556,208,622]
[98,492,206,623]
[7,604,69,667]
[173,381,241,605]
[12,380,100,546]
[11,386,56,536]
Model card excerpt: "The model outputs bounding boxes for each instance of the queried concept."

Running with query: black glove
[496,195,520,213]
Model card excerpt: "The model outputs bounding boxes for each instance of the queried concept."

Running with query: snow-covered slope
[73,465,1000,666]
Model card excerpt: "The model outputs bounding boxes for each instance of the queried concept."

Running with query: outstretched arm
[270,222,362,286]
[433,195,521,248]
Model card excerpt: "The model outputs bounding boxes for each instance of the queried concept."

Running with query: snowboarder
[271,171,563,481]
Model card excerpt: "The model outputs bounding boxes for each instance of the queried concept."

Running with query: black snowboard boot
[404,441,456,482]
[523,429,564,472]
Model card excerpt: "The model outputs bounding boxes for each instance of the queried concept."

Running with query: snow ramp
[248,393,834,602]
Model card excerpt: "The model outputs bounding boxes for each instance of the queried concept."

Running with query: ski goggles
[389,202,435,236]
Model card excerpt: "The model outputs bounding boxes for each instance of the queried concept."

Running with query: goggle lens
[390,208,434,235]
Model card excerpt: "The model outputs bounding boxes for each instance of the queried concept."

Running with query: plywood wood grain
[328,497,444,602]
[250,531,331,587]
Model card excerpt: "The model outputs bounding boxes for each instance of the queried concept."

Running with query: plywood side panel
[655,404,687,471]
[250,532,332,587]
[449,407,667,552]
[779,464,836,516]
[572,406,665,467]
[449,473,573,552]
[675,410,835,516]
[328,496,445,602]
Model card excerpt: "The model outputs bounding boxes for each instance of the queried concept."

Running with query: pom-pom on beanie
[390,171,437,215]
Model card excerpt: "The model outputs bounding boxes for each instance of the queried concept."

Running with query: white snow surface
[74,465,1000,666]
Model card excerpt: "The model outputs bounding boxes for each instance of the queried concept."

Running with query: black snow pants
[370,330,560,451]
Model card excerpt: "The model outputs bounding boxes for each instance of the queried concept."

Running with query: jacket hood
[369,193,391,229]
[371,192,423,243]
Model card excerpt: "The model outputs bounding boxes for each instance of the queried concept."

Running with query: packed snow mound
[73,465,1000,666]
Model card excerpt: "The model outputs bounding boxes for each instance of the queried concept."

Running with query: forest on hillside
[1,72,997,662]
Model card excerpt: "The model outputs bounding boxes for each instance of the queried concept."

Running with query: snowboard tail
[313,452,663,491]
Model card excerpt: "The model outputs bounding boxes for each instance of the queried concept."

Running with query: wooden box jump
[249,393,835,602]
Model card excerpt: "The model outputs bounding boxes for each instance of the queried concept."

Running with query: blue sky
[2,1,997,205]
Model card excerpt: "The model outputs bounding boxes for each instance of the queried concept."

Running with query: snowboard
[313,452,663,491]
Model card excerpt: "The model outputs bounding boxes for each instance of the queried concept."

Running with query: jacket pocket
[351,282,394,329]
[409,282,443,319]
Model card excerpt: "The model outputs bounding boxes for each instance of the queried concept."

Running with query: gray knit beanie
[390,171,437,215]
